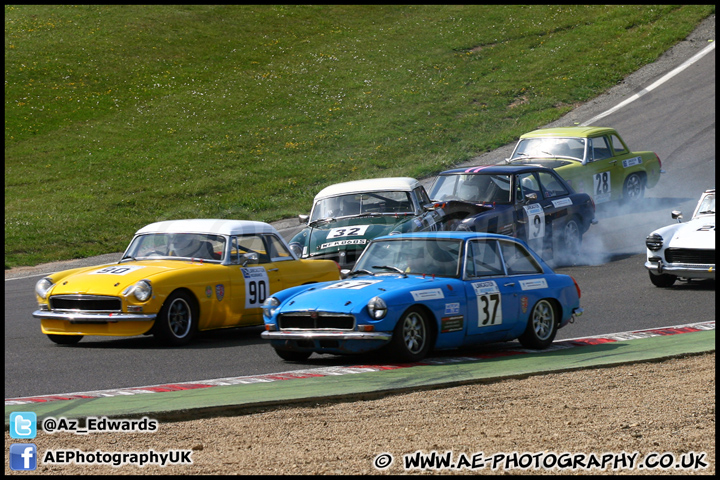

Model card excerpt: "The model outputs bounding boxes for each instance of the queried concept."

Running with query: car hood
[280,274,451,314]
[508,158,578,168]
[46,260,215,296]
[433,200,498,217]
[667,217,716,249]
[304,215,414,255]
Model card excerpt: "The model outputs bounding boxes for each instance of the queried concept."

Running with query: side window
[610,134,627,155]
[517,173,539,201]
[590,136,612,161]
[499,241,542,275]
[537,171,569,198]
[465,240,504,277]
[414,186,431,208]
[234,234,270,264]
[264,235,293,261]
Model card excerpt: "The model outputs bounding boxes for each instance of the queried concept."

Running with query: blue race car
[428,164,597,265]
[261,232,584,362]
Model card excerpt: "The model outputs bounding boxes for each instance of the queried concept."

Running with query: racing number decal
[593,172,612,204]
[522,204,545,239]
[472,281,503,327]
[241,267,270,309]
[89,265,145,275]
[323,279,382,290]
[248,280,267,305]
[327,225,370,239]
[478,293,502,326]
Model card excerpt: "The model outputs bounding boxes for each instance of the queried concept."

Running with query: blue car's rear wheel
[389,307,432,362]
[518,299,557,349]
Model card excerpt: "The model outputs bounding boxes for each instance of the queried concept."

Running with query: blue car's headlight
[367,296,388,320]
[35,277,54,299]
[122,280,152,302]
[263,297,281,318]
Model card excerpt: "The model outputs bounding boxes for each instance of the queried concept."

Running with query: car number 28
[241,267,270,308]
[593,171,612,204]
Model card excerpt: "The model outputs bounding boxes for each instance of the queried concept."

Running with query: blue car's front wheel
[389,307,432,362]
[273,348,312,362]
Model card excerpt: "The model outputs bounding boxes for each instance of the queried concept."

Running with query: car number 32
[327,225,370,238]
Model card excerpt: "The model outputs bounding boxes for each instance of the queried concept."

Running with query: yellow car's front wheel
[154,291,198,346]
[47,334,83,345]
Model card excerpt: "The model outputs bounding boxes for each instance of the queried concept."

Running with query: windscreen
[126,233,226,262]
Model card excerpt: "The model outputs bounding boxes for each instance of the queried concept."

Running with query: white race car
[645,189,715,287]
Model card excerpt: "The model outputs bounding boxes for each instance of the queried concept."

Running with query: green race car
[506,126,664,205]
[288,177,444,269]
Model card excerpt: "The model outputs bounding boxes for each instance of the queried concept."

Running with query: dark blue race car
[428,165,597,264]
[261,232,584,362]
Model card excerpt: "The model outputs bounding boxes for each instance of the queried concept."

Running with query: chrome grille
[278,312,355,330]
[309,250,362,267]
[665,248,715,265]
[49,295,122,313]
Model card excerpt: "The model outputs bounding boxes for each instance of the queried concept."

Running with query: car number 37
[473,281,503,326]
[478,293,502,326]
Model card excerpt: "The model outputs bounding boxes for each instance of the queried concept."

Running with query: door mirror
[240,252,259,266]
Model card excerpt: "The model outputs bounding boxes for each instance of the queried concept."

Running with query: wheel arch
[626,169,647,183]
[404,303,439,349]
[623,170,647,191]
[544,297,563,326]
[162,287,201,324]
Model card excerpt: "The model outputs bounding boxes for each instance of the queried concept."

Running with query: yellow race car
[33,219,341,346]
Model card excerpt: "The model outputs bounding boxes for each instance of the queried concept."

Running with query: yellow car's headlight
[35,277,54,299]
[122,280,153,302]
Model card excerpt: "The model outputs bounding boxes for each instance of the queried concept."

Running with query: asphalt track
[4,321,714,426]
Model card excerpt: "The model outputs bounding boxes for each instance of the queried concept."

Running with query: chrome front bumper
[645,260,715,279]
[33,310,157,322]
[261,330,392,342]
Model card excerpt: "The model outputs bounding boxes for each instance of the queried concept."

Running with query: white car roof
[314,177,420,201]
[135,219,279,237]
